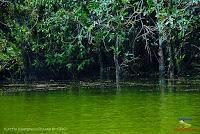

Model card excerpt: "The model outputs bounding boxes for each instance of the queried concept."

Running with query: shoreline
[0,79,200,92]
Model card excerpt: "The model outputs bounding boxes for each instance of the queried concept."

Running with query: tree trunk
[114,53,120,85]
[114,35,120,88]
[98,47,104,80]
[154,0,166,84]
[168,43,175,79]
[158,37,165,84]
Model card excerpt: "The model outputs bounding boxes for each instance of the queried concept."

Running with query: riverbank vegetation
[0,0,199,83]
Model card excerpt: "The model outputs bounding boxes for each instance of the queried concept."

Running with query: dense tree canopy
[0,0,199,82]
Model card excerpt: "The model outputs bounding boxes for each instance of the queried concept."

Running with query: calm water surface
[0,85,200,134]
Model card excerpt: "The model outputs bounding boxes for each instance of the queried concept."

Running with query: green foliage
[0,0,199,80]
[0,31,23,74]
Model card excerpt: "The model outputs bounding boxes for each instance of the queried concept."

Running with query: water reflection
[0,86,200,134]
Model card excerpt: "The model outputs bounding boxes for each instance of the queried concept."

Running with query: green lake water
[0,85,200,134]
